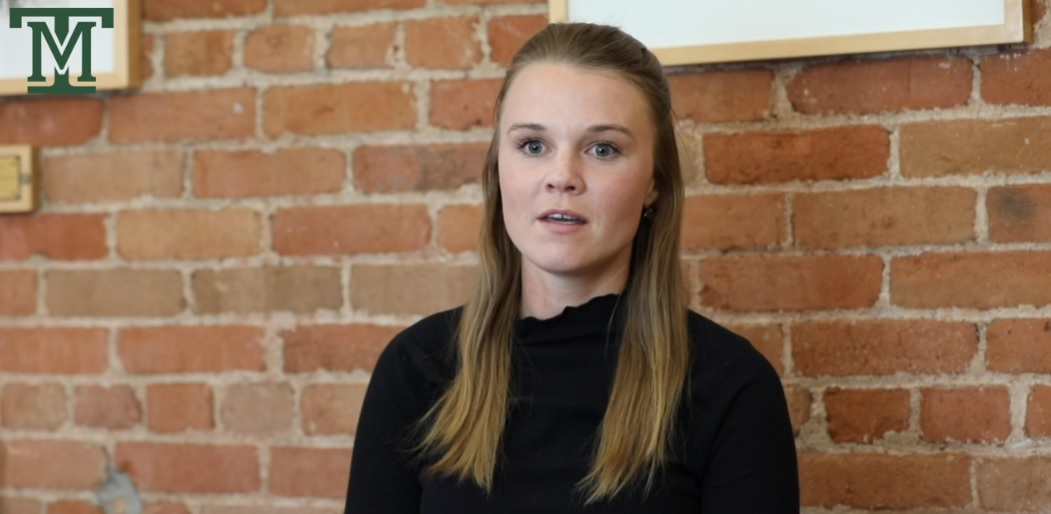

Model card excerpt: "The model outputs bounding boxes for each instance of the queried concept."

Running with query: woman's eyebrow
[587,124,634,140]
[507,123,546,134]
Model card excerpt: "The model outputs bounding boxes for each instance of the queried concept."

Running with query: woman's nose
[545,153,584,193]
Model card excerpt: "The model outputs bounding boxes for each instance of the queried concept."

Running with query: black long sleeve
[344,295,799,513]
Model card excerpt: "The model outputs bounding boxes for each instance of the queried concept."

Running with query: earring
[642,205,656,220]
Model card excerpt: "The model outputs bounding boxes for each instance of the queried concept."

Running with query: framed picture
[549,0,1031,66]
[0,145,38,214]
[0,0,140,96]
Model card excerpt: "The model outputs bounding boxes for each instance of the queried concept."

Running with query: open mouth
[541,212,586,225]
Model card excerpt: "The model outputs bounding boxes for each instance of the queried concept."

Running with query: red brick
[0,497,42,514]
[272,205,430,256]
[353,143,485,193]
[488,15,546,66]
[192,267,342,314]
[704,127,889,184]
[891,251,1051,309]
[682,194,784,251]
[146,383,214,433]
[988,184,1051,242]
[282,324,403,373]
[921,387,1011,443]
[117,443,259,493]
[900,117,1051,177]
[800,453,971,508]
[274,0,424,16]
[245,25,315,73]
[2,440,106,489]
[987,319,1051,373]
[143,501,191,514]
[0,328,108,374]
[350,264,476,316]
[0,269,36,315]
[143,0,266,20]
[1027,385,1051,437]
[269,447,352,498]
[0,97,103,146]
[794,187,976,248]
[1,383,67,429]
[165,30,235,77]
[977,457,1051,511]
[429,78,501,130]
[788,56,972,114]
[46,500,102,514]
[301,383,367,435]
[405,17,480,69]
[46,269,185,317]
[117,209,261,260]
[194,148,345,198]
[793,320,976,377]
[74,385,141,429]
[440,0,544,3]
[698,255,882,312]
[668,70,773,122]
[43,151,184,204]
[141,35,156,81]
[264,83,415,137]
[437,204,482,254]
[119,326,265,374]
[825,388,909,443]
[981,48,1051,105]
[220,383,294,435]
[199,507,333,514]
[327,23,397,69]
[785,386,811,436]
[110,88,256,143]
[726,324,782,375]
[0,214,107,261]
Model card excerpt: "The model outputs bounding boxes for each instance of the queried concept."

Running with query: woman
[344,23,798,513]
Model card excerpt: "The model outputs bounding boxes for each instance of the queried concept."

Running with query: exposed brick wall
[1,0,1050,512]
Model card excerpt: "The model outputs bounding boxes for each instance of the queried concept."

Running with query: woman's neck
[519,266,628,320]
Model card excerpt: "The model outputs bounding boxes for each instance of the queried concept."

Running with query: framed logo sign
[0,0,141,95]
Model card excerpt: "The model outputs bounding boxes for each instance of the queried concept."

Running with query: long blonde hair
[419,23,689,503]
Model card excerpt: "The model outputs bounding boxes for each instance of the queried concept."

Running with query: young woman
[344,23,799,513]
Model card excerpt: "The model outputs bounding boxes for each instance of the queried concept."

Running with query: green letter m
[9,8,115,94]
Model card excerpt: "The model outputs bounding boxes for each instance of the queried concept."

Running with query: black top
[344,294,799,513]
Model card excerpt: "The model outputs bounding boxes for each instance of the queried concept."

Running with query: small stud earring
[642,205,656,220]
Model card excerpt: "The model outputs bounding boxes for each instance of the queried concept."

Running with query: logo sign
[8,8,114,94]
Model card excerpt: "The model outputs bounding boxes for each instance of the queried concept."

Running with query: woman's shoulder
[684,310,782,390]
[373,306,462,389]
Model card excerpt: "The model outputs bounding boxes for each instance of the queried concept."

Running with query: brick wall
[1,0,1050,512]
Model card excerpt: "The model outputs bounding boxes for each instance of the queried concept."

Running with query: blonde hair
[419,22,689,503]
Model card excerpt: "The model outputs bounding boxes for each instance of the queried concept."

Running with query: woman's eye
[519,140,545,155]
[593,143,618,158]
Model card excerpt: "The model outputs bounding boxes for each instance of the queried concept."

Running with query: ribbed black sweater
[344,295,799,513]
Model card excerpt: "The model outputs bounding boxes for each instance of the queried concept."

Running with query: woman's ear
[645,181,659,206]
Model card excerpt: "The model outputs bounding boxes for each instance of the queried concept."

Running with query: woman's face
[498,62,658,287]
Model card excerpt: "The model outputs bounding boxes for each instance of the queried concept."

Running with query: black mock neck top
[344,295,799,513]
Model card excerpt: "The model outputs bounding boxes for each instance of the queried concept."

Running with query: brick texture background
[1,0,1050,512]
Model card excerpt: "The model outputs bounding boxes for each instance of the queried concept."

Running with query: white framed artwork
[549,0,1032,65]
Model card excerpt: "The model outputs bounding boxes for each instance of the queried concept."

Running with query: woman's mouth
[539,210,588,225]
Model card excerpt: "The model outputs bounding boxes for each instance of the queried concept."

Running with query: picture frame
[549,0,1032,66]
[0,0,140,96]
[0,145,39,214]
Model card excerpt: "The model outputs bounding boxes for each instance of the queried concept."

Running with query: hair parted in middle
[417,22,690,503]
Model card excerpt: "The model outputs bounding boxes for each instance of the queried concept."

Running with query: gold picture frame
[0,0,140,96]
[549,0,1031,66]
[0,145,39,214]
